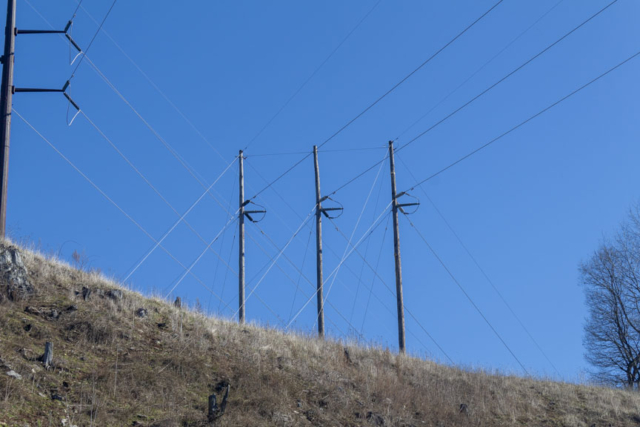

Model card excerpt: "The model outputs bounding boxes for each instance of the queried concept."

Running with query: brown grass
[1,241,640,426]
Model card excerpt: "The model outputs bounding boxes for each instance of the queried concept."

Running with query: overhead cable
[405,216,529,375]
[396,0,619,155]
[404,48,640,192]
[396,154,561,376]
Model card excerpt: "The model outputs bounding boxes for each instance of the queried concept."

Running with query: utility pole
[389,140,406,353]
[0,0,16,239]
[313,146,325,338]
[312,146,342,338]
[237,151,265,324]
[238,150,246,324]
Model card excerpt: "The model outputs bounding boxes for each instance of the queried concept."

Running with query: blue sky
[6,0,640,380]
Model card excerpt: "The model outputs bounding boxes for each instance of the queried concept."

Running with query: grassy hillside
[1,242,639,426]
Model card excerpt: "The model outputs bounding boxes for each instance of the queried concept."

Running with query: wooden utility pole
[313,146,325,338]
[238,150,245,324]
[235,153,265,324]
[0,0,16,239]
[388,140,406,353]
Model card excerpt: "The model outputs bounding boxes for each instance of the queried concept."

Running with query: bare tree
[581,204,640,388]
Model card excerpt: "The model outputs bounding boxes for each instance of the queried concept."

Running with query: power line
[232,206,317,320]
[69,0,119,80]
[165,215,239,298]
[210,171,238,310]
[248,0,504,200]
[217,227,237,313]
[394,0,566,141]
[243,227,350,338]
[396,153,561,376]
[321,155,387,305]
[14,109,226,306]
[315,0,505,152]
[72,3,228,165]
[124,159,238,283]
[327,215,453,364]
[360,214,390,334]
[404,48,640,192]
[243,0,384,151]
[351,159,387,323]
[396,0,618,155]
[80,110,239,284]
[405,216,529,374]
[248,146,387,158]
[315,0,621,203]
[289,227,313,323]
[69,0,84,21]
[287,206,391,333]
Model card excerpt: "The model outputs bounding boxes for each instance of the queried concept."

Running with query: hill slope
[0,242,639,426]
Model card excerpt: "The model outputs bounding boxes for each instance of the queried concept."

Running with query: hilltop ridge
[0,241,639,426]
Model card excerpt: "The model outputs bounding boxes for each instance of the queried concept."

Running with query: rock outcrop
[0,244,34,302]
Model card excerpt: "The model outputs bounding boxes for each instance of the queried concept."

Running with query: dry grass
[1,241,640,426]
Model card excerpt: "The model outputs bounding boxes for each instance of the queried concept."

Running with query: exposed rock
[0,245,34,301]
[106,289,123,301]
[82,286,91,301]
[136,308,148,318]
[6,370,21,380]
[40,342,53,369]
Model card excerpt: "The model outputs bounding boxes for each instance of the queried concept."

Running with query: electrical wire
[395,0,618,155]
[248,0,504,200]
[405,216,529,375]
[394,0,566,141]
[350,158,387,323]
[327,215,453,364]
[289,227,313,323]
[14,109,226,305]
[403,48,640,192]
[313,0,620,203]
[396,154,561,376]
[315,0,505,152]
[69,0,84,21]
[217,228,237,313]
[360,214,391,334]
[69,0,119,80]
[243,0,384,151]
[242,227,349,338]
[79,110,239,283]
[321,152,387,306]
[71,4,228,165]
[165,215,239,298]
[124,158,239,282]
[209,171,237,312]
[232,206,317,320]
[248,146,387,158]
[289,203,391,329]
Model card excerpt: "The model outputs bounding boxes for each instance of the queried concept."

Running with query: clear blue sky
[6,0,640,380]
